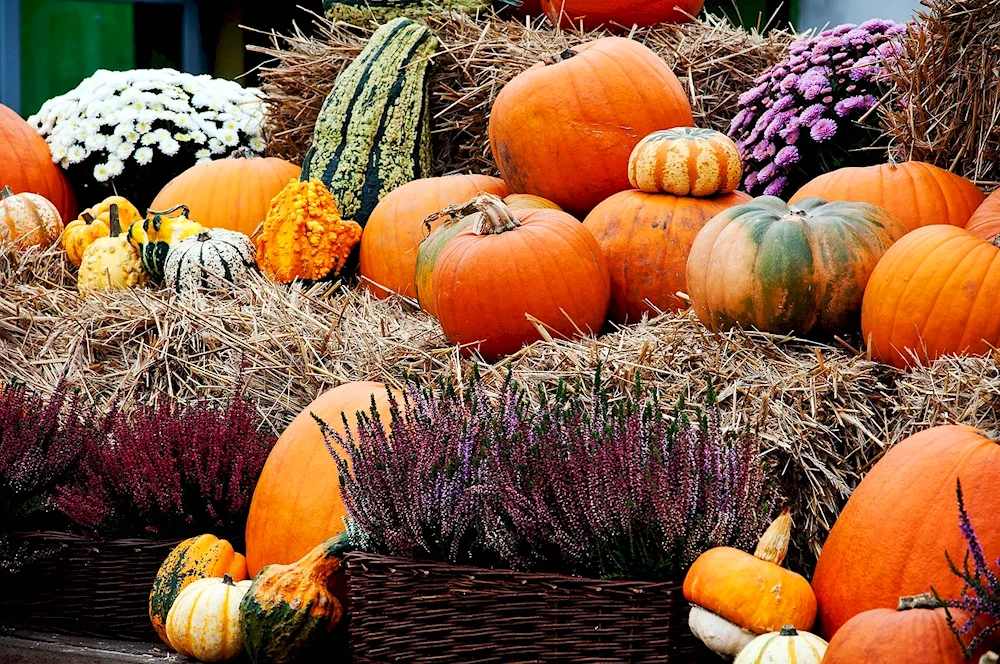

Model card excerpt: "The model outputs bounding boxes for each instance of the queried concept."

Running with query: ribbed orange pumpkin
[966,189,1000,240]
[540,0,704,29]
[414,192,562,318]
[812,425,1000,639]
[245,382,396,578]
[789,161,984,233]
[0,103,76,221]
[489,38,693,218]
[358,174,510,299]
[628,128,742,197]
[823,595,979,663]
[860,225,1000,368]
[583,190,749,324]
[151,154,300,237]
[430,194,610,361]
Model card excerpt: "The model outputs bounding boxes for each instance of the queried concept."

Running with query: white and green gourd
[299,17,438,230]
[163,228,257,293]
[734,626,828,664]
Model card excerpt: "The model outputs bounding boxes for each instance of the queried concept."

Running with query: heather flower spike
[729,19,906,197]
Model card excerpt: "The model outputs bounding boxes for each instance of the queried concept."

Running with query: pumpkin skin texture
[0,103,77,221]
[165,574,251,662]
[860,225,1000,368]
[789,161,984,234]
[240,537,346,664]
[414,192,563,317]
[583,189,750,324]
[628,128,742,197]
[151,155,300,237]
[733,626,827,664]
[128,204,205,283]
[300,18,437,229]
[0,186,64,250]
[245,382,397,578]
[78,205,148,294]
[686,196,907,338]
[359,174,510,300]
[164,229,257,294]
[489,38,694,218]
[62,196,142,267]
[965,189,1000,240]
[255,179,363,283]
[812,425,1000,639]
[149,534,248,647]
[823,595,977,664]
[429,194,610,361]
[540,0,704,30]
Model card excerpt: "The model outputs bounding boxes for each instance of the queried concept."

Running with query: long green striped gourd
[324,0,514,23]
[300,18,437,229]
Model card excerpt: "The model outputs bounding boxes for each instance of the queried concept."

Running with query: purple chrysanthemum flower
[800,104,827,127]
[743,171,759,191]
[758,163,778,182]
[752,141,777,161]
[763,177,789,197]
[811,119,838,142]
[835,95,878,117]
[775,146,801,168]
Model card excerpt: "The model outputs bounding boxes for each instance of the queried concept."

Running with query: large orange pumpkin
[789,161,984,234]
[245,382,397,577]
[489,37,693,218]
[540,0,704,29]
[822,595,979,664]
[966,189,1000,240]
[812,425,1000,639]
[429,193,609,361]
[358,174,510,300]
[860,225,1000,368]
[0,103,76,220]
[583,190,749,324]
[150,154,300,237]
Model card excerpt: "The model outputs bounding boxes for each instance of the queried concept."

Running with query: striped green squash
[323,0,515,22]
[300,17,437,229]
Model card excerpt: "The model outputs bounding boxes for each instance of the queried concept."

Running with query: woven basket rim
[7,531,184,547]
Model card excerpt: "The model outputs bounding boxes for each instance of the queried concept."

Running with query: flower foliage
[323,370,774,581]
[941,479,1000,657]
[54,388,276,540]
[28,69,266,206]
[729,20,906,197]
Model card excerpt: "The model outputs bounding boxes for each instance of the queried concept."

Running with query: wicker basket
[0,532,181,641]
[345,551,716,663]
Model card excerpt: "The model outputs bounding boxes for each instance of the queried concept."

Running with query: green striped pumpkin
[323,0,517,22]
[685,196,907,338]
[300,17,437,229]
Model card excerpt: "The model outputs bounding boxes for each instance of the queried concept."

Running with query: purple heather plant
[729,19,906,198]
[323,370,774,581]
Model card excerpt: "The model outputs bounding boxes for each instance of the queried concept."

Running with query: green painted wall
[20,0,136,116]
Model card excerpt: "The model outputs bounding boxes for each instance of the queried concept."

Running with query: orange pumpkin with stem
[583,189,750,324]
[812,425,1000,640]
[489,37,693,218]
[428,193,609,361]
[860,225,1000,368]
[0,186,64,250]
[359,174,510,300]
[683,508,817,658]
[789,161,984,233]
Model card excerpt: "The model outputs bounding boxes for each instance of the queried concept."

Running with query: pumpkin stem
[753,507,791,566]
[420,193,520,240]
[779,625,798,637]
[232,146,260,160]
[196,232,211,243]
[222,573,235,587]
[898,594,942,611]
[108,204,122,238]
[550,48,578,64]
[0,186,13,199]
[147,204,191,219]
[82,212,96,223]
[991,234,1000,250]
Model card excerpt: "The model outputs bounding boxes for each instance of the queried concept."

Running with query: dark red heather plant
[323,369,774,581]
[55,387,276,541]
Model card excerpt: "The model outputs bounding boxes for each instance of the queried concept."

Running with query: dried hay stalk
[882,0,1000,188]
[249,9,795,174]
[3,246,998,571]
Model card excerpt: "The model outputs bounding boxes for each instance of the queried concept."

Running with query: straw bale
[249,9,795,175]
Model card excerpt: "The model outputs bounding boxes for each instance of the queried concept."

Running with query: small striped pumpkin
[0,185,63,250]
[628,127,742,197]
[166,574,251,662]
[734,626,828,664]
[164,229,256,293]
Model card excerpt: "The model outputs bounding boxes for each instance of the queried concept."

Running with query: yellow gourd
[62,196,142,267]
[254,178,362,283]
[127,204,205,282]
[77,204,148,294]
[165,574,251,662]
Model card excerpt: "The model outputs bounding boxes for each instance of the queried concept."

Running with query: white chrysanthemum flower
[141,133,158,146]
[190,130,207,144]
[153,128,172,141]
[106,134,124,152]
[115,142,135,160]
[137,109,157,123]
[174,132,192,142]
[219,129,239,147]
[195,148,211,160]
[51,145,68,162]
[249,136,266,152]
[158,138,180,156]
[173,114,192,128]
[208,138,225,153]
[222,119,238,132]
[134,147,154,165]
[105,158,124,178]
[84,133,106,151]
[93,163,111,182]
[135,120,152,134]
[114,121,135,137]
[67,146,86,164]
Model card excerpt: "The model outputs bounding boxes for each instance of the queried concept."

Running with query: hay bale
[882,0,1000,188]
[249,9,795,175]
[5,246,1000,571]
